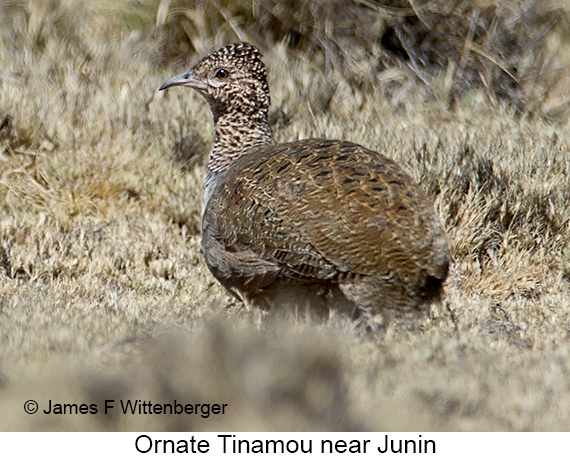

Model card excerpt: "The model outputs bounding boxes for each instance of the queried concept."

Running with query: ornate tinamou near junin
[160,42,450,324]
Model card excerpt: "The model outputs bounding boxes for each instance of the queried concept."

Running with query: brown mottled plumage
[160,42,450,323]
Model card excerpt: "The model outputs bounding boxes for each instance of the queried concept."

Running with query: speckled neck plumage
[205,94,272,203]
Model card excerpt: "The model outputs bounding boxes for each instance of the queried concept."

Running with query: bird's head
[160,42,270,119]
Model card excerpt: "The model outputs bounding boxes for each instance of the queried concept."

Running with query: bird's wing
[205,139,449,286]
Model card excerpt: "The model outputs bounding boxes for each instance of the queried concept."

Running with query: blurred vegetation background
[147,0,570,116]
[3,0,570,116]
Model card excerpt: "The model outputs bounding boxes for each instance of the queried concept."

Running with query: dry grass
[1,0,570,431]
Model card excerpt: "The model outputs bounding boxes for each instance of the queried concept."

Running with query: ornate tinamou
[160,43,450,324]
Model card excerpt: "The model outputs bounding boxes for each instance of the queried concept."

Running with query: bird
[159,42,450,325]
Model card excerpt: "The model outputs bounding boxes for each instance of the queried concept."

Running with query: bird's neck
[204,108,272,203]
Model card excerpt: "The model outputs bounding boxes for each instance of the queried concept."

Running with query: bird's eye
[215,68,229,80]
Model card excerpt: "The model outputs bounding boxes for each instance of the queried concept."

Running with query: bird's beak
[159,70,208,92]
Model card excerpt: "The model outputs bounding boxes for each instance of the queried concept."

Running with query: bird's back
[202,138,450,315]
